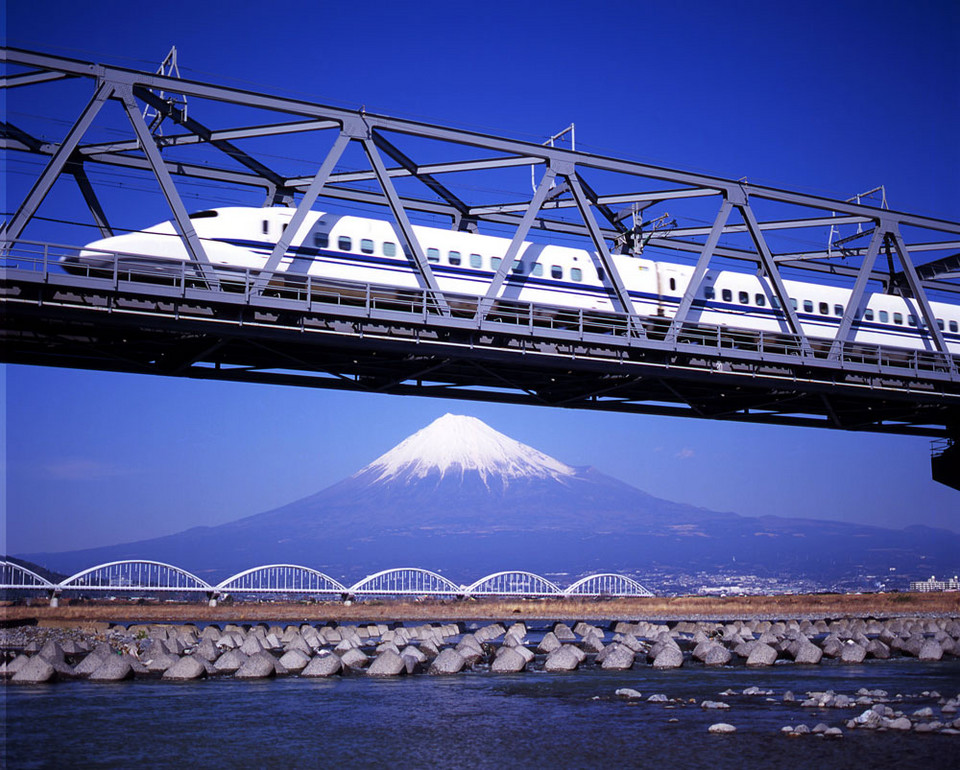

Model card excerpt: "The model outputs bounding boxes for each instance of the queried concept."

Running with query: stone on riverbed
[615,688,643,699]
[88,656,134,683]
[491,647,527,673]
[367,650,406,677]
[429,648,467,675]
[703,644,733,667]
[544,645,582,672]
[746,643,777,667]
[708,723,737,734]
[918,640,943,661]
[840,642,866,664]
[301,652,342,678]
[278,649,311,673]
[600,644,635,670]
[652,646,683,669]
[213,649,248,673]
[235,651,279,679]
[12,656,57,684]
[163,656,207,681]
[793,642,822,665]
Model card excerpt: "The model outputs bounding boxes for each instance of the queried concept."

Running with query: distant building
[909,575,960,592]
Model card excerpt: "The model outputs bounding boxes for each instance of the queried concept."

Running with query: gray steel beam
[565,168,638,321]
[478,166,557,317]
[888,224,951,354]
[666,198,734,341]
[1,79,113,242]
[359,131,450,315]
[829,226,884,358]
[738,200,812,351]
[0,70,72,88]
[251,132,350,294]
[371,131,471,223]
[67,161,113,238]
[117,87,219,288]
[132,86,288,193]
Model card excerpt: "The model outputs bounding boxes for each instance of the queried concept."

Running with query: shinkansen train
[65,206,960,354]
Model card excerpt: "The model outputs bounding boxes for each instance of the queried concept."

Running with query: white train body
[72,206,960,354]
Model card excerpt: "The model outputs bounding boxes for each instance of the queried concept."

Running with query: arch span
[465,571,562,597]
[0,560,54,589]
[563,573,654,597]
[60,560,211,592]
[349,568,462,596]
[217,564,347,594]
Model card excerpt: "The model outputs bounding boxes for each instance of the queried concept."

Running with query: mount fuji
[20,414,960,584]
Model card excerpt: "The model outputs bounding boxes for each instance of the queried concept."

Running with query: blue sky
[3,0,959,554]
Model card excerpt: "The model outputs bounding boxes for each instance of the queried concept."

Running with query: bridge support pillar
[932,435,960,492]
[48,592,59,608]
[207,592,218,607]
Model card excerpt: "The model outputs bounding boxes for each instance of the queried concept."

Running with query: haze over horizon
[3,1,958,555]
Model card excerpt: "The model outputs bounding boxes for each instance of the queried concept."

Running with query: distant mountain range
[19,414,960,586]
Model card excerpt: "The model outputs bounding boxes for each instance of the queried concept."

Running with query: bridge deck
[3,243,959,437]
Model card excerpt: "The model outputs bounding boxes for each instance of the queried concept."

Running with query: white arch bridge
[0,560,654,604]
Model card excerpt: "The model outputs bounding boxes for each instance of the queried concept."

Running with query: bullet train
[66,206,960,354]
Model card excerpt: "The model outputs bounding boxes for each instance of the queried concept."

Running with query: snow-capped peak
[358,413,575,485]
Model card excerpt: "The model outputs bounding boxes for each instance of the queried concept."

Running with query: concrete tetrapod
[367,650,406,677]
[301,653,343,678]
[544,644,582,672]
[11,656,57,684]
[429,648,467,675]
[163,656,207,681]
[88,657,134,683]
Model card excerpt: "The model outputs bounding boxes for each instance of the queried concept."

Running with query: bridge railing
[4,237,958,381]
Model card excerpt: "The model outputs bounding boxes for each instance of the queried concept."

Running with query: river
[6,657,959,768]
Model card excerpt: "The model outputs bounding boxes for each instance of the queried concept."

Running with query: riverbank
[4,590,959,626]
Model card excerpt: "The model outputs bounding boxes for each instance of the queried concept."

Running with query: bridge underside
[3,268,958,438]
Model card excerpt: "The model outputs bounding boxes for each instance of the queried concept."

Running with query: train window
[571,268,583,282]
[818,302,829,315]
[470,253,482,268]
[803,300,813,312]
[360,239,374,254]
[491,257,502,271]
[704,286,715,299]
[189,210,218,219]
[551,265,563,280]
[338,236,352,251]
[282,223,288,234]
[863,309,874,321]
[834,304,843,316]
[532,263,543,277]
[427,248,440,263]
[669,277,677,291]
[721,289,732,302]
[893,312,903,325]
[936,319,944,330]
[755,293,766,307]
[448,250,461,266]
[879,310,889,323]
[314,232,329,248]
[382,241,397,257]
[597,267,605,281]
[908,315,917,327]
[950,320,959,332]
[512,259,524,274]
[789,298,797,310]
[262,220,269,235]
[771,297,781,309]
[739,291,749,305]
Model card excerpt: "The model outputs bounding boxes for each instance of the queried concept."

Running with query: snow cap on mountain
[359,413,575,484]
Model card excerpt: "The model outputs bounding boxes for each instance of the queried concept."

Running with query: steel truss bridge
[1,49,959,486]
[0,560,654,604]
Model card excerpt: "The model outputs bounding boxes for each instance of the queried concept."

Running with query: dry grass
[4,591,959,626]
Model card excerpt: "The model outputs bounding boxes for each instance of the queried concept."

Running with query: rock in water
[708,723,737,734]
[278,650,311,673]
[652,646,683,669]
[213,650,248,673]
[491,647,527,673]
[794,642,822,665]
[918,640,943,661]
[429,649,467,675]
[12,657,57,684]
[301,653,343,678]
[367,650,406,677]
[235,651,278,679]
[746,643,777,667]
[703,645,733,667]
[544,645,582,672]
[163,656,207,681]
[88,657,134,683]
[537,632,562,654]
[601,645,635,670]
[840,643,866,664]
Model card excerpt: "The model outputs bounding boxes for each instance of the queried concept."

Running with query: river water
[6,657,959,768]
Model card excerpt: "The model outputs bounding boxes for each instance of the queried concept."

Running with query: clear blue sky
[3,0,959,554]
